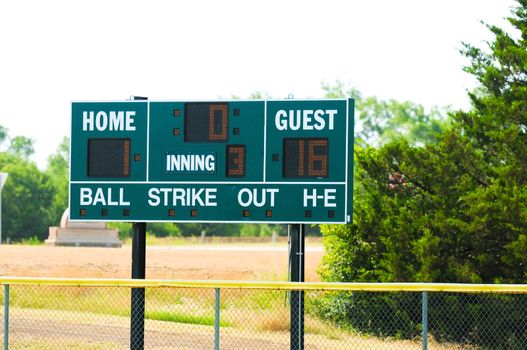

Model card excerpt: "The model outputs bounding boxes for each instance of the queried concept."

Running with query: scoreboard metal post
[69,99,354,224]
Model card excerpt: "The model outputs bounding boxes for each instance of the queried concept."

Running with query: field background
[0,237,324,281]
[0,238,472,349]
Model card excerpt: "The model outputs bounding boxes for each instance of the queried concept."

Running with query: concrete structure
[46,209,122,247]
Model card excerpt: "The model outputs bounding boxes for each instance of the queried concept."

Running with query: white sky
[0,0,516,168]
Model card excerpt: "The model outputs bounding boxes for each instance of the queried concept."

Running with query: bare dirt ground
[8,309,442,350]
[0,244,324,281]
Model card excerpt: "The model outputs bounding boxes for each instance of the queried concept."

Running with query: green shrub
[313,291,421,339]
[428,293,527,349]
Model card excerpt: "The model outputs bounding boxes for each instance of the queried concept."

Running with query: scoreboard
[69,99,354,223]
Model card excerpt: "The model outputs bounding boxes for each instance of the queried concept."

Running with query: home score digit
[69,99,354,223]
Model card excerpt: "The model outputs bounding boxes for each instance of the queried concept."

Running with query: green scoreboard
[69,99,354,223]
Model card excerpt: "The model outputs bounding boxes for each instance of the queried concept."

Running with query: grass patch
[9,286,228,328]
[15,236,42,245]
[222,289,287,310]
[304,316,344,340]
[7,284,400,344]
[145,310,229,327]
[11,339,121,349]
[257,310,290,332]
[10,286,131,317]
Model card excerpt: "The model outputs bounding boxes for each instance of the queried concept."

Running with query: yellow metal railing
[1,276,527,293]
[2,277,527,349]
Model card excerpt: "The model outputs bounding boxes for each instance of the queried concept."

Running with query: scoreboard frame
[69,98,354,224]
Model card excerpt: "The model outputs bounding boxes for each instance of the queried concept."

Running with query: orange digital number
[227,145,245,177]
[297,140,305,176]
[123,140,130,176]
[209,104,228,141]
[307,139,327,177]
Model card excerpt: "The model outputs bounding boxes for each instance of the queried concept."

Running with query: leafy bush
[429,294,527,349]
[314,291,527,349]
[313,292,421,339]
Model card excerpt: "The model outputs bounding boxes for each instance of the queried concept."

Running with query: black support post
[130,222,146,350]
[130,95,148,350]
[289,224,305,350]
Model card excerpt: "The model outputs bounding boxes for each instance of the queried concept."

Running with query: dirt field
[0,244,324,281]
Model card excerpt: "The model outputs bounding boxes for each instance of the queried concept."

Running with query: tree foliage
[320,1,527,345]
[8,135,35,158]
[0,131,69,242]
[0,152,54,241]
[322,81,450,147]
[322,0,527,286]
[45,136,70,225]
[0,125,8,148]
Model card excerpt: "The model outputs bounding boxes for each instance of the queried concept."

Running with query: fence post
[131,222,146,350]
[4,284,9,350]
[214,288,220,350]
[289,224,304,350]
[422,291,428,350]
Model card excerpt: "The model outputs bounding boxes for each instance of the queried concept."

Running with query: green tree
[0,125,8,149]
[322,0,527,284]
[322,81,449,146]
[319,2,527,345]
[8,135,35,158]
[0,152,54,241]
[45,137,70,225]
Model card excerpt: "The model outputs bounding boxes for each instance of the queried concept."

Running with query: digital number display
[87,138,130,178]
[283,138,328,178]
[185,103,228,142]
[226,145,245,177]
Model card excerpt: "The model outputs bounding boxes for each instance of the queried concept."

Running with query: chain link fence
[1,278,527,349]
